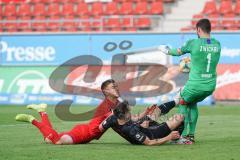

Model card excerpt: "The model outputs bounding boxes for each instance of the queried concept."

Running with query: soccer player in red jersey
[15,79,120,145]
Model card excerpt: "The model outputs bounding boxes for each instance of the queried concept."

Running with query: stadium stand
[182,0,240,31]
[0,0,176,32]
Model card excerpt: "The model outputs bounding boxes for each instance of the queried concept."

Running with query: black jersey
[102,115,171,145]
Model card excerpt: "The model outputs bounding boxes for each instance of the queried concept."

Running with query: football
[179,57,191,73]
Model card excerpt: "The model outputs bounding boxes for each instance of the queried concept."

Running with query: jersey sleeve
[129,126,147,144]
[102,115,117,130]
[169,39,194,56]
[180,39,194,54]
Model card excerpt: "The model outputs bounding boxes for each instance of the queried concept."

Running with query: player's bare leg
[166,114,192,145]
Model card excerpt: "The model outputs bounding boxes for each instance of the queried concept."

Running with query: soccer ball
[179,57,191,73]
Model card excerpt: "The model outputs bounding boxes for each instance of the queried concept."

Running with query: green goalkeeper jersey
[170,38,221,91]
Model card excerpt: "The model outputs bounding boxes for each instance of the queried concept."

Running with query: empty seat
[48,16,61,31]
[62,16,77,31]
[92,16,102,31]
[30,0,48,4]
[18,16,31,32]
[134,2,148,15]
[105,2,119,15]
[119,2,133,15]
[208,13,220,29]
[219,0,233,14]
[134,17,151,29]
[234,0,240,15]
[150,1,163,15]
[76,3,89,17]
[221,13,236,29]
[91,2,104,16]
[202,1,217,15]
[121,17,134,29]
[3,16,17,32]
[47,3,61,16]
[18,3,31,17]
[32,16,47,31]
[33,3,46,17]
[3,4,17,17]
[62,3,74,16]
[77,16,91,31]
[191,14,204,26]
[104,18,121,30]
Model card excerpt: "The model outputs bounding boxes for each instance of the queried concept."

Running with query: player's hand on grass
[168,131,180,140]
[158,45,171,55]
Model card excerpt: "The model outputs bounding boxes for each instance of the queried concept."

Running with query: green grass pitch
[0,105,239,160]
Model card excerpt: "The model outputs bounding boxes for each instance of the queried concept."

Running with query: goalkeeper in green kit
[159,19,221,143]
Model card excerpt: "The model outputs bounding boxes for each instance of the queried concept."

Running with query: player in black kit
[99,100,192,145]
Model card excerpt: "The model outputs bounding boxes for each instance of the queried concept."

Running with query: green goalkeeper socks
[178,104,189,137]
[189,103,198,136]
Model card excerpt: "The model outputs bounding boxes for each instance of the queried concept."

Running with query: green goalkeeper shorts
[180,86,213,104]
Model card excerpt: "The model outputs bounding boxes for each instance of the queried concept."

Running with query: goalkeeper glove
[158,45,171,55]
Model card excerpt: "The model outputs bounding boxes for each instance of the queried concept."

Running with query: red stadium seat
[76,3,89,17]
[134,2,148,15]
[121,17,134,29]
[219,0,233,15]
[3,4,17,17]
[67,0,85,3]
[191,14,204,26]
[77,16,91,31]
[208,13,220,29]
[48,3,61,16]
[221,13,236,29]
[48,16,61,31]
[18,3,31,17]
[91,2,104,16]
[105,2,119,15]
[150,1,163,15]
[62,16,77,31]
[92,16,102,31]
[31,0,48,4]
[234,1,240,15]
[32,16,47,31]
[202,1,217,15]
[33,3,46,17]
[62,3,75,16]
[3,16,17,32]
[18,16,32,32]
[119,2,133,15]
[134,17,151,29]
[0,5,2,16]
[104,18,121,30]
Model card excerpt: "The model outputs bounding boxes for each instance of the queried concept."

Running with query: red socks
[31,112,60,144]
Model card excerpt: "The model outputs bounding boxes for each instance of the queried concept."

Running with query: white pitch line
[0,124,29,127]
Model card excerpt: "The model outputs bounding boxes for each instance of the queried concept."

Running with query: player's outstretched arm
[131,104,157,121]
[99,114,115,132]
[158,39,193,57]
[143,131,180,146]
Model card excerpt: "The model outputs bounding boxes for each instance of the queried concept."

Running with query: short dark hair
[113,100,130,119]
[101,79,115,91]
[196,18,211,34]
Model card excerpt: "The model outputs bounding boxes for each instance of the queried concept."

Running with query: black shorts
[141,122,171,140]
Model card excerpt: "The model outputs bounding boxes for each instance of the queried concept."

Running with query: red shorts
[61,112,111,144]
[61,124,92,144]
